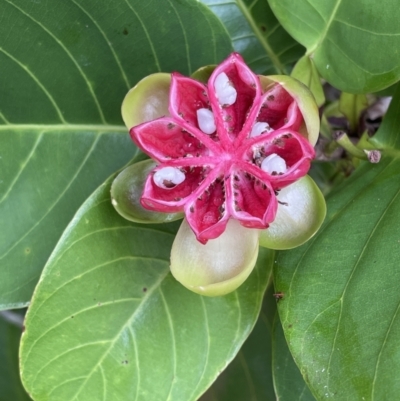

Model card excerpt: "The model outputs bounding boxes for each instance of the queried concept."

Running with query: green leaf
[0,0,233,309]
[291,56,325,107]
[370,83,400,150]
[339,92,369,132]
[199,283,277,401]
[274,156,400,400]
[20,178,272,401]
[308,161,348,197]
[0,311,32,401]
[268,0,400,93]
[272,314,315,401]
[201,0,304,75]
[0,127,136,310]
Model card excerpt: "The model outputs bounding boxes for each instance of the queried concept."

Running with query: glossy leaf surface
[272,314,315,401]
[339,92,368,132]
[0,0,232,309]
[0,311,31,401]
[200,283,277,401]
[201,0,304,74]
[20,179,272,401]
[291,56,325,107]
[0,127,136,310]
[370,83,400,150]
[268,0,400,93]
[275,156,400,400]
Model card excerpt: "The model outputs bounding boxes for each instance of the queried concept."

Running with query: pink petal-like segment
[208,53,262,146]
[141,165,212,212]
[254,87,303,132]
[169,73,210,131]
[130,118,211,162]
[228,169,277,228]
[241,129,315,188]
[184,173,230,243]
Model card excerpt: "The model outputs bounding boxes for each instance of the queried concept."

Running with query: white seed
[261,153,287,175]
[250,122,274,138]
[153,167,185,189]
[214,72,237,106]
[196,108,216,134]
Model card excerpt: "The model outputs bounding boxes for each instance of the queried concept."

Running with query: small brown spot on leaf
[143,287,147,292]
[123,28,128,35]
[273,292,285,301]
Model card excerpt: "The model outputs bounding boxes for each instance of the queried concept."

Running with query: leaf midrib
[28,267,171,400]
[235,0,285,74]
[0,124,127,132]
[306,0,343,55]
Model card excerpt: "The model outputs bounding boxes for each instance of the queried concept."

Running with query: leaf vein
[46,376,87,398]
[25,254,168,328]
[0,48,66,123]
[4,0,106,122]
[235,0,285,73]
[283,159,397,327]
[70,0,131,89]
[128,326,141,401]
[99,365,107,401]
[167,0,191,74]
[0,135,102,260]
[28,297,141,374]
[307,0,343,54]
[335,18,400,37]
[34,341,112,391]
[122,0,161,71]
[0,123,126,132]
[159,286,177,401]
[188,297,211,400]
[68,267,171,401]
[0,131,44,204]
[326,181,400,389]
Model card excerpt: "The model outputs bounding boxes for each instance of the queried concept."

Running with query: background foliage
[1,0,399,400]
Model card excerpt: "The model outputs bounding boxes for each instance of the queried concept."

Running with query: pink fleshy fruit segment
[130,53,315,243]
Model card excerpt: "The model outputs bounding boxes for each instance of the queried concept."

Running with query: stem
[335,131,367,159]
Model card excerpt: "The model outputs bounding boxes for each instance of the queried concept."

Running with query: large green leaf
[268,0,400,93]
[291,56,325,107]
[201,0,304,75]
[0,127,136,310]
[272,314,315,401]
[370,83,400,150]
[274,155,400,400]
[199,284,277,401]
[0,0,233,309]
[0,311,32,401]
[20,178,272,401]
